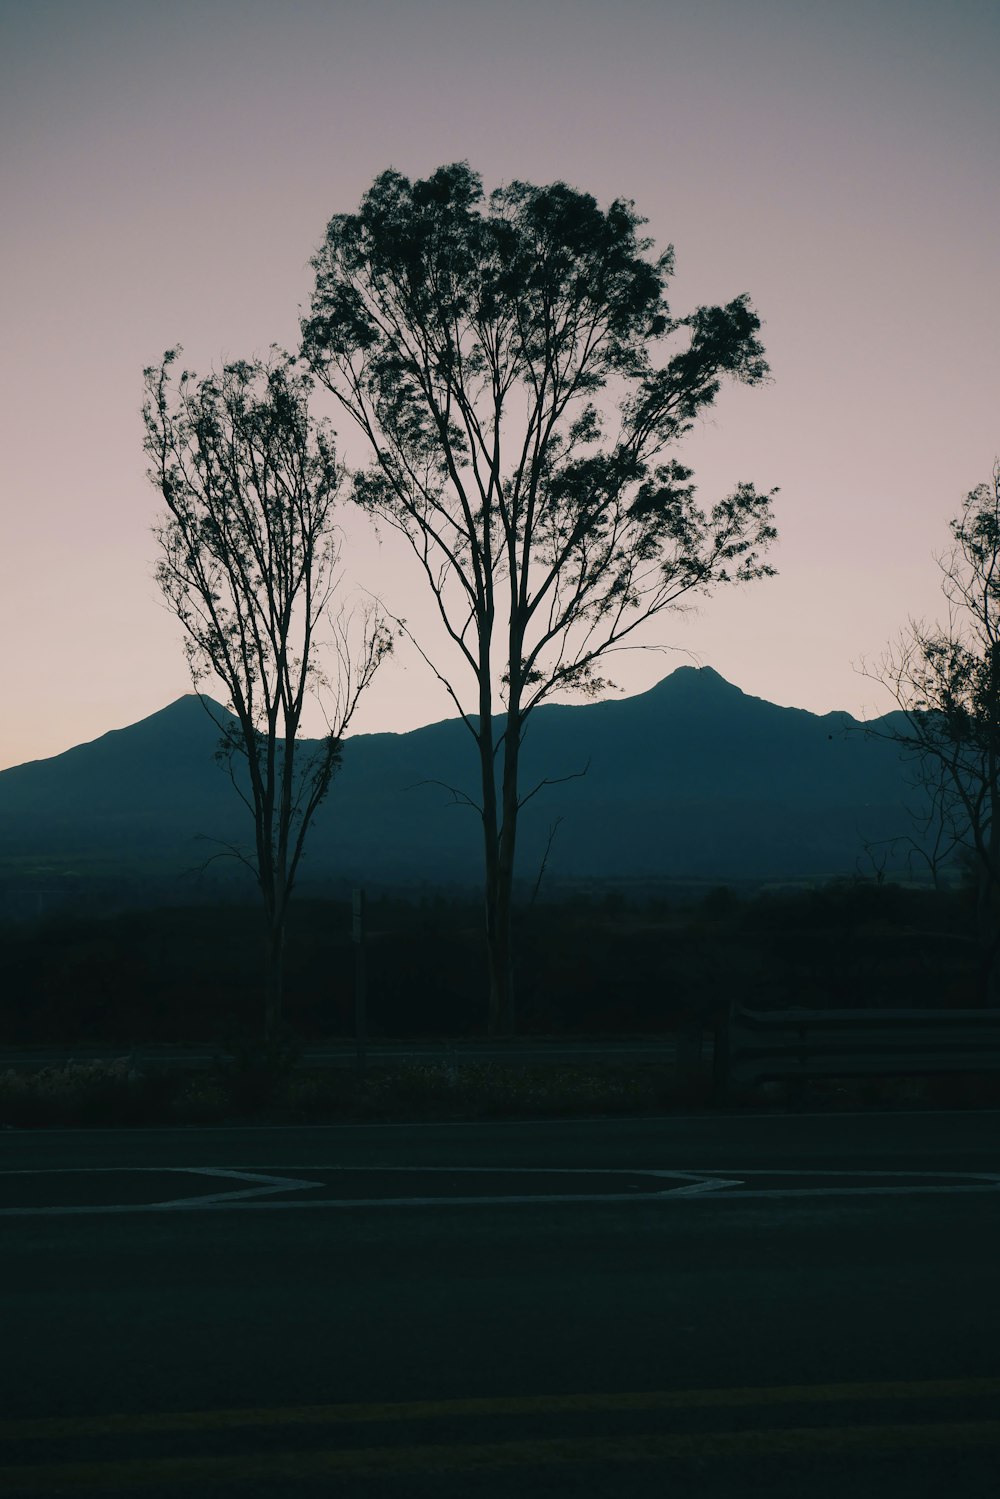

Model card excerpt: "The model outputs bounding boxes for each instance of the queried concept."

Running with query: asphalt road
[2,1110,999,1496]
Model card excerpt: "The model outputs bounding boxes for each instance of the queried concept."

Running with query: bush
[312,1061,664,1122]
[172,1074,229,1123]
[0,1057,672,1127]
[5,1053,996,1129]
[0,1059,179,1127]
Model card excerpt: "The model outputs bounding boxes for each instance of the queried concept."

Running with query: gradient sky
[1,0,997,770]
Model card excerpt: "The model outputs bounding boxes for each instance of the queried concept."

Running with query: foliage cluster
[0,1057,671,1129]
[0,1059,177,1127]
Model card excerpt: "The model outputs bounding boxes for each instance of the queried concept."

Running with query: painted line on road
[3,1421,1000,1490]
[0,1160,673,1217]
[2,1165,999,1215]
[649,1167,1000,1201]
[144,1167,325,1207]
[0,1166,326,1212]
[5,1377,1000,1443]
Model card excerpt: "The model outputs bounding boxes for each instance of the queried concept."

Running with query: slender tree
[864,461,1000,1004]
[301,163,777,1035]
[144,347,391,1039]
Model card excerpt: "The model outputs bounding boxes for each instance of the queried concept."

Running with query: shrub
[0,1059,179,1126]
[172,1074,229,1123]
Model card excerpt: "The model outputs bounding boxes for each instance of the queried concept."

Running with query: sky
[1,0,997,770]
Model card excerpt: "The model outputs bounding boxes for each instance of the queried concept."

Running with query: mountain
[0,667,923,901]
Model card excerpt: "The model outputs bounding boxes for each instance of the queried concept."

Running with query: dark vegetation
[6,880,999,1126]
[143,350,390,1040]
[0,880,983,1050]
[302,162,777,1035]
[865,461,1000,1003]
[0,1057,679,1129]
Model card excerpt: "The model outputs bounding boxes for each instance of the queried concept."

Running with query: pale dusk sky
[1,0,997,769]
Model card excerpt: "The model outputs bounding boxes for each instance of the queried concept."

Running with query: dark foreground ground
[2,1109,999,1497]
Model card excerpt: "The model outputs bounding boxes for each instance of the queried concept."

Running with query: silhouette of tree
[301,164,777,1035]
[143,348,391,1039]
[864,461,1000,1004]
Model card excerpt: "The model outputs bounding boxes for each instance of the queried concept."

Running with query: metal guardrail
[0,1040,680,1074]
[712,1003,1000,1099]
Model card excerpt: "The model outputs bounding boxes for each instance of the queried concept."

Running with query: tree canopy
[301,163,777,1033]
[302,163,775,715]
[144,347,390,1036]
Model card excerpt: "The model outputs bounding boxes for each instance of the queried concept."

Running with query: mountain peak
[643,664,743,699]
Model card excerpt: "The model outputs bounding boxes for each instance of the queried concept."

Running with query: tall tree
[301,163,777,1035]
[144,348,391,1039]
[865,462,1000,1004]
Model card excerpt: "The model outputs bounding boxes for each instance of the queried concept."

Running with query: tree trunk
[485,707,521,1038]
[485,869,514,1037]
[482,767,512,1038]
[264,916,284,1042]
[486,850,517,1037]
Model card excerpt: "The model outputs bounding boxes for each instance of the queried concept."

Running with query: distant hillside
[0,667,927,903]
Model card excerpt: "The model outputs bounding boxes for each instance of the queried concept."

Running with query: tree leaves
[143,347,391,937]
[301,163,776,728]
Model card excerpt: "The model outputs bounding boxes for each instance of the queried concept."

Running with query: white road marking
[149,1167,326,1206]
[1,1165,999,1214]
[663,1177,745,1196]
[0,1165,324,1212]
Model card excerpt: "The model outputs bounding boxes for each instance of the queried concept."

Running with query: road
[2,1110,999,1496]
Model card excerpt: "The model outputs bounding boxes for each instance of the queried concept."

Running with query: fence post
[675,1012,704,1098]
[711,999,733,1105]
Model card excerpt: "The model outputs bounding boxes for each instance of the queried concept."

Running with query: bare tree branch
[528,817,563,908]
[144,347,391,1038]
[405,779,484,815]
[517,760,591,813]
[860,459,1000,1002]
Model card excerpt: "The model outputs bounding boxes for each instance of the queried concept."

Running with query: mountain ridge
[0,667,920,893]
